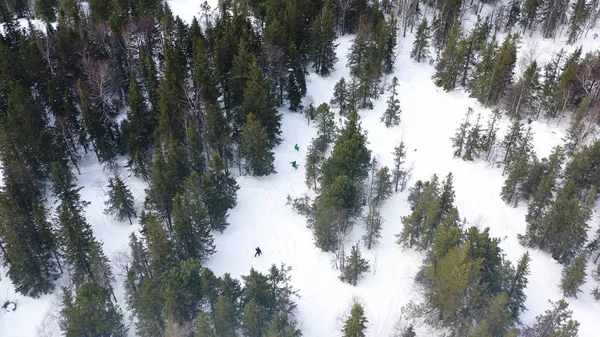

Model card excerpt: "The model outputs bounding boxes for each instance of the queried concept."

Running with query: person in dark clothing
[291,161,298,169]
[255,247,262,257]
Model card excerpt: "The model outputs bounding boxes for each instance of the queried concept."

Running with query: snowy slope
[2,0,600,336]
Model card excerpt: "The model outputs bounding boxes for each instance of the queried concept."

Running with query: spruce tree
[143,214,178,277]
[462,113,483,161]
[241,113,275,176]
[196,312,216,337]
[123,73,154,180]
[506,61,541,118]
[340,244,370,286]
[451,108,473,158]
[331,77,349,116]
[206,104,232,165]
[363,205,383,249]
[104,173,137,225]
[305,141,323,190]
[60,283,127,337]
[36,0,59,22]
[202,154,239,232]
[506,252,531,322]
[310,0,337,76]
[172,172,215,260]
[410,19,430,62]
[567,0,586,44]
[521,300,579,337]
[381,76,401,127]
[560,251,587,298]
[314,103,338,152]
[214,295,238,337]
[162,259,203,323]
[286,42,307,112]
[468,35,498,104]
[343,303,368,337]
[501,154,530,207]
[392,141,407,192]
[433,23,463,91]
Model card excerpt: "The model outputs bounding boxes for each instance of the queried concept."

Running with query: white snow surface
[2,0,600,336]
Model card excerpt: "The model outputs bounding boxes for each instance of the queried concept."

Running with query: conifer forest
[3,0,600,336]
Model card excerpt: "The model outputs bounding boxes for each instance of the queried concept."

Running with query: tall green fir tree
[310,0,337,76]
[462,113,483,161]
[433,23,463,91]
[500,154,530,206]
[340,244,370,286]
[331,77,350,116]
[104,173,137,225]
[451,108,473,158]
[343,302,368,337]
[202,154,239,232]
[241,113,275,176]
[560,251,587,298]
[60,283,127,337]
[381,76,401,127]
[567,0,586,44]
[392,141,407,192]
[410,19,431,62]
[521,300,579,337]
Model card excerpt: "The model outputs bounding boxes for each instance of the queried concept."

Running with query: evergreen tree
[501,118,525,175]
[462,113,483,161]
[526,147,564,223]
[521,181,590,264]
[196,312,216,337]
[310,0,337,76]
[567,0,586,44]
[331,77,350,116]
[172,172,215,260]
[506,61,541,118]
[162,259,203,323]
[451,108,473,158]
[286,42,307,112]
[468,35,498,104]
[343,303,368,337]
[77,79,116,163]
[214,295,238,337]
[381,76,401,127]
[242,300,266,337]
[392,141,407,192]
[340,244,370,286]
[202,154,239,232]
[36,0,59,22]
[521,0,542,32]
[60,283,127,337]
[501,154,530,206]
[505,252,531,322]
[433,23,463,91]
[241,113,275,176]
[540,0,569,38]
[505,0,522,32]
[363,205,383,249]
[314,103,338,152]
[481,108,502,160]
[241,61,282,147]
[410,19,431,62]
[193,37,219,105]
[521,300,579,337]
[206,104,232,165]
[104,173,137,224]
[560,251,587,298]
[143,214,178,277]
[123,73,154,180]
[305,141,323,190]
[458,16,490,87]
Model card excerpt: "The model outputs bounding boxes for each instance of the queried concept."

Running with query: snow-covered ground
[2,1,600,336]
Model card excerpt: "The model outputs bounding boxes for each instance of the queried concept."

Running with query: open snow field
[2,0,600,336]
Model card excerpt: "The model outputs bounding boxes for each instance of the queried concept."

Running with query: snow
[2,0,600,336]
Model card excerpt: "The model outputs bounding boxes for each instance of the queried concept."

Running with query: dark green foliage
[331,77,350,116]
[560,251,587,298]
[193,37,219,105]
[186,123,206,176]
[521,300,579,337]
[410,19,430,62]
[36,0,59,22]
[321,110,371,188]
[202,154,239,232]
[241,61,282,147]
[172,172,215,260]
[143,214,177,277]
[363,205,383,249]
[343,303,368,337]
[501,154,530,206]
[314,103,338,153]
[520,181,591,264]
[305,141,324,190]
[196,312,216,337]
[123,74,154,179]
[506,61,541,118]
[310,0,337,76]
[60,283,127,337]
[433,23,463,91]
[206,104,232,165]
[104,173,136,224]
[462,113,483,161]
[451,109,473,158]
[392,141,407,192]
[286,42,307,112]
[241,113,275,176]
[564,140,600,196]
[163,259,203,323]
[381,77,401,127]
[214,295,238,337]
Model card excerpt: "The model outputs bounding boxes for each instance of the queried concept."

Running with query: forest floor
[2,0,600,336]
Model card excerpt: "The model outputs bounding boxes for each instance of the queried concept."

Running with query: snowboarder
[255,247,262,257]
[294,144,299,151]
[290,161,298,169]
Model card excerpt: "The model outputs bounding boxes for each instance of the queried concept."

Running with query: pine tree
[462,113,483,161]
[162,259,203,323]
[214,295,238,337]
[314,103,338,152]
[506,252,531,322]
[410,19,430,62]
[331,77,350,116]
[172,172,215,260]
[521,300,579,337]
[521,0,542,32]
[468,35,498,104]
[198,154,238,233]
[392,141,407,192]
[560,251,587,298]
[241,61,282,147]
[381,77,401,127]
[526,147,564,223]
[36,0,59,22]
[382,14,398,74]
[541,0,569,38]
[123,73,154,180]
[241,113,275,176]
[458,16,490,87]
[363,205,383,249]
[340,244,370,286]
[505,0,522,32]
[433,23,463,91]
[286,42,307,112]
[567,0,586,44]
[104,173,137,225]
[143,214,178,277]
[481,108,502,160]
[305,141,323,190]
[451,108,473,158]
[342,303,368,337]
[196,312,216,337]
[206,104,232,165]
[506,61,541,118]
[60,283,127,337]
[310,0,337,76]
[193,37,219,105]
[242,300,266,337]
[501,154,530,206]
[501,118,525,174]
